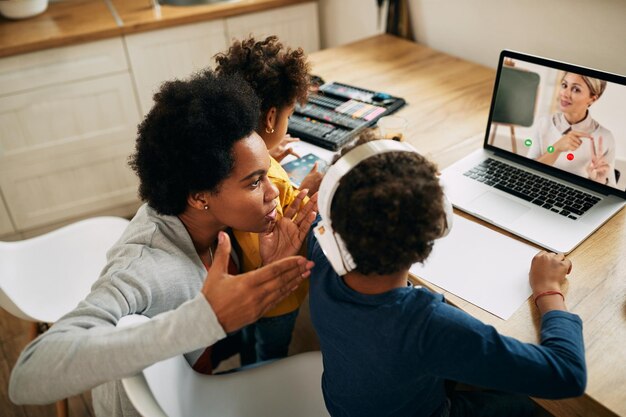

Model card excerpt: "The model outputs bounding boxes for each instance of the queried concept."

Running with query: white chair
[118,315,329,417]
[615,156,626,190]
[0,216,130,417]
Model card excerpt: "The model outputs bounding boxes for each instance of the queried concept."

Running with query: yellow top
[233,157,309,317]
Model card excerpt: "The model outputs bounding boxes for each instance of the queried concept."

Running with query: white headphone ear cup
[439,193,454,238]
[314,221,348,276]
[333,232,356,272]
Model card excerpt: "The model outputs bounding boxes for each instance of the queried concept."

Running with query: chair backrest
[0,216,129,322]
[118,315,329,417]
[615,156,626,189]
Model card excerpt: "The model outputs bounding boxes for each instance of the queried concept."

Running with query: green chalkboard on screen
[492,66,540,127]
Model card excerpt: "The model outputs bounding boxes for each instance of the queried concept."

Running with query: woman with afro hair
[9,69,316,416]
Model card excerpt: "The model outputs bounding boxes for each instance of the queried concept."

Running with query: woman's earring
[204,205,209,210]
[265,126,275,134]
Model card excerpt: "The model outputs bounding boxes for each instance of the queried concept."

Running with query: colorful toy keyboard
[288,81,406,150]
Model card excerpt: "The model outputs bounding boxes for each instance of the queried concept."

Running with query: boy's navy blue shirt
[307,222,586,417]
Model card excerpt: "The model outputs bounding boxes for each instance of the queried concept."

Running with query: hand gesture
[299,162,325,195]
[260,190,318,265]
[553,130,591,153]
[529,251,572,295]
[269,134,301,162]
[202,231,314,333]
[587,136,610,183]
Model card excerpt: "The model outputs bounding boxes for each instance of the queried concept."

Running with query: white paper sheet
[410,215,537,320]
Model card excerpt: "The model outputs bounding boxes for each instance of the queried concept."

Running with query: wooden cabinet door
[0,73,141,230]
[225,2,320,54]
[125,19,228,116]
[0,38,128,97]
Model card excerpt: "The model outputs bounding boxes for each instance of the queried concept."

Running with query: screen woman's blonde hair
[564,72,607,98]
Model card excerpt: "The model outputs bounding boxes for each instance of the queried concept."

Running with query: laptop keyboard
[463,158,601,220]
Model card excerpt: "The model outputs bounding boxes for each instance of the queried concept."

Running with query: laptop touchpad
[469,192,530,223]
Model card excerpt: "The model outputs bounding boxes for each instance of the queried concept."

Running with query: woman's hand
[260,190,318,265]
[269,134,301,162]
[202,231,314,333]
[553,130,591,153]
[587,136,610,184]
[299,162,324,195]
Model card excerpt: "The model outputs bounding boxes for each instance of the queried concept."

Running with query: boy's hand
[202,231,314,333]
[529,251,572,295]
[259,190,317,265]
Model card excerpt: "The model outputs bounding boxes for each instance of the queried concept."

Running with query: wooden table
[308,34,625,417]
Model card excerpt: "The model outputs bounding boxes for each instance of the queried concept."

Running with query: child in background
[308,139,585,417]
[215,35,323,363]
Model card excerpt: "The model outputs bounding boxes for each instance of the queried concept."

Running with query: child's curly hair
[331,134,445,275]
[214,35,311,113]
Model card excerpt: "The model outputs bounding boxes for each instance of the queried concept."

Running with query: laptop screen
[485,51,626,194]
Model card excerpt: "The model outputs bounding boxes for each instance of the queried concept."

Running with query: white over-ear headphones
[314,140,454,276]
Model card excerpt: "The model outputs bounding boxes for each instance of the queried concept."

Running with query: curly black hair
[128,69,260,215]
[214,35,311,113]
[331,151,445,275]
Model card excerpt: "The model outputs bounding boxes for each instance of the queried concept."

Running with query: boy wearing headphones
[308,139,586,417]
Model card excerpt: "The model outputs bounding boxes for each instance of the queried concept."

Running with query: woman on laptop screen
[525,72,617,186]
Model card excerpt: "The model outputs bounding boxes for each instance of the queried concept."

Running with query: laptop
[441,50,626,253]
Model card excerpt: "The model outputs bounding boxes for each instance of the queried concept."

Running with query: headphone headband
[317,140,419,223]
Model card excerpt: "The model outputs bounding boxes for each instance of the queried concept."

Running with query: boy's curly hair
[128,69,260,215]
[331,147,445,275]
[214,35,311,112]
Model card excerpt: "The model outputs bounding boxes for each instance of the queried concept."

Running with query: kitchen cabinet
[0,38,128,96]
[125,19,228,116]
[0,195,15,237]
[0,39,141,233]
[126,2,320,116]
[0,1,319,238]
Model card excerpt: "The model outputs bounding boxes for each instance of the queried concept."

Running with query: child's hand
[529,251,572,295]
[299,162,324,195]
[270,134,301,162]
[260,190,317,265]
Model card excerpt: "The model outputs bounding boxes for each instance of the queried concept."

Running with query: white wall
[318,0,385,48]
[409,0,626,75]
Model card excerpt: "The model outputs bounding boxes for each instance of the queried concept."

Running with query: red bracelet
[533,290,565,308]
